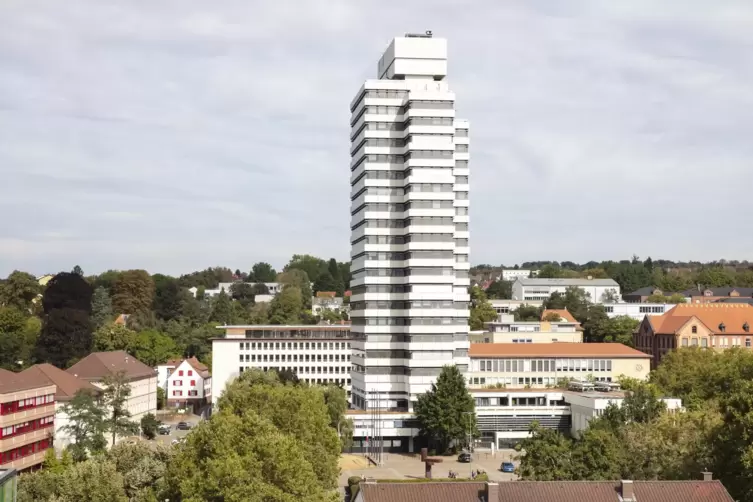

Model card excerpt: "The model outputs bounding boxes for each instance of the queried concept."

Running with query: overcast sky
[1,1,752,277]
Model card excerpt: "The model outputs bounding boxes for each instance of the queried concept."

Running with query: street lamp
[462,411,474,479]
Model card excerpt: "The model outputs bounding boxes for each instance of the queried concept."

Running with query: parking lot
[338,450,519,487]
[153,417,201,446]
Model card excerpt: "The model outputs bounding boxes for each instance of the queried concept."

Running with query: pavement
[338,450,519,487]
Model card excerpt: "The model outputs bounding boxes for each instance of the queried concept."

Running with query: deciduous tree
[111,270,155,319]
[469,286,497,330]
[268,286,303,325]
[101,371,140,446]
[60,389,107,461]
[93,323,137,352]
[248,262,278,283]
[0,270,40,312]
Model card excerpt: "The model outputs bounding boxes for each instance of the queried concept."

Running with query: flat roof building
[512,277,621,304]
[212,325,353,407]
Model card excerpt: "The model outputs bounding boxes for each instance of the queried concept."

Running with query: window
[691,325,698,334]
[747,338,752,348]
[178,370,184,376]
[172,390,183,397]
[173,380,181,386]
[188,370,193,376]
[190,380,196,386]
[682,338,688,347]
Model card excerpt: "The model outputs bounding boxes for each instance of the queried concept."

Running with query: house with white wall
[164,357,211,414]
[66,351,157,427]
[20,363,100,454]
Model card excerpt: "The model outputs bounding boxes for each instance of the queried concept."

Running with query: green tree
[209,290,234,324]
[0,270,41,312]
[101,371,140,446]
[570,427,624,480]
[278,269,313,309]
[93,323,137,352]
[230,282,255,307]
[328,258,345,296]
[18,458,128,502]
[322,385,353,450]
[35,272,93,368]
[0,306,29,370]
[140,412,160,439]
[516,422,574,480]
[586,313,638,345]
[414,365,476,453]
[248,262,278,283]
[90,286,113,329]
[60,389,108,461]
[165,411,337,502]
[248,302,271,324]
[485,280,512,299]
[106,441,171,501]
[512,304,543,322]
[469,286,497,330]
[131,329,179,367]
[268,286,303,325]
[111,270,155,319]
[695,266,735,287]
[251,282,270,295]
[285,254,328,285]
[72,265,84,276]
[157,386,166,410]
[152,275,182,321]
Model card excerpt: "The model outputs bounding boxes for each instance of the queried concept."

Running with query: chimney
[620,480,635,501]
[701,471,712,481]
[486,482,499,502]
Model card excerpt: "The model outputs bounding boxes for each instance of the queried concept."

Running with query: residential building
[602,302,675,320]
[635,303,753,368]
[189,282,283,298]
[163,358,211,414]
[349,33,470,412]
[67,351,157,426]
[347,387,681,453]
[0,468,17,502]
[354,476,733,502]
[0,369,55,471]
[19,364,100,453]
[312,295,346,316]
[500,269,536,281]
[211,325,353,407]
[511,277,621,303]
[624,286,753,304]
[467,343,651,389]
[474,311,582,344]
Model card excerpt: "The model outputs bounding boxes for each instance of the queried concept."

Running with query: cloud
[0,0,751,276]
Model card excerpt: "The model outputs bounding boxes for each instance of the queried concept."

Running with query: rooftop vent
[719,322,726,332]
[744,322,750,333]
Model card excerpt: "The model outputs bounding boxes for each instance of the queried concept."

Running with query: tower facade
[349,34,470,411]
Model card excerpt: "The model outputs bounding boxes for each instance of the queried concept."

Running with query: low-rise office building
[0,369,55,471]
[625,286,753,304]
[67,351,157,426]
[635,303,753,367]
[603,302,675,320]
[20,364,100,454]
[467,343,650,389]
[512,277,621,303]
[500,269,536,281]
[211,324,353,407]
[475,311,582,344]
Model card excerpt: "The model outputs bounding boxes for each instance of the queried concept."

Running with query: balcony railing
[0,404,55,426]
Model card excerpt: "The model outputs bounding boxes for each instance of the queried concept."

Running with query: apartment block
[0,369,55,471]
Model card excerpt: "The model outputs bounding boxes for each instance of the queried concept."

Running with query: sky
[1,0,752,277]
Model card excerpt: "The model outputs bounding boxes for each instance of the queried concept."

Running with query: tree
[0,306,29,369]
[72,265,84,276]
[313,272,337,294]
[106,441,171,501]
[485,280,512,299]
[322,385,353,450]
[516,422,575,480]
[695,266,735,287]
[131,329,179,367]
[277,269,313,309]
[18,458,128,502]
[60,389,107,461]
[285,254,328,285]
[90,286,113,329]
[101,371,140,446]
[248,262,278,283]
[542,312,562,322]
[268,286,303,325]
[230,282,255,306]
[586,313,638,345]
[111,270,155,319]
[328,258,345,296]
[469,286,497,330]
[0,270,40,312]
[414,365,476,453]
[513,304,542,322]
[209,289,234,324]
[251,282,270,295]
[152,275,182,321]
[93,323,137,352]
[140,413,160,439]
[165,411,336,502]
[248,302,271,324]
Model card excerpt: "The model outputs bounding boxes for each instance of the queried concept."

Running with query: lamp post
[463,411,474,478]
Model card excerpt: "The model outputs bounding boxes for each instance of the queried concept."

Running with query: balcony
[0,427,53,453]
[0,404,55,426]
[2,449,47,471]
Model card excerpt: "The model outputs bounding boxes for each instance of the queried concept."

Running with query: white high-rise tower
[349,33,470,412]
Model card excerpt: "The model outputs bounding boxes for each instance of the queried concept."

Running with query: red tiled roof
[469,343,649,359]
[541,309,579,324]
[360,480,734,502]
[66,351,156,381]
[648,303,753,335]
[21,364,99,401]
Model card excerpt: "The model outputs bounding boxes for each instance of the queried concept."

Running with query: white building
[312,296,346,316]
[346,388,682,452]
[349,33,470,412]
[500,269,536,281]
[211,325,353,407]
[603,303,675,320]
[477,313,582,344]
[190,282,282,298]
[159,358,212,414]
[512,277,621,303]
[489,299,544,320]
[67,351,158,426]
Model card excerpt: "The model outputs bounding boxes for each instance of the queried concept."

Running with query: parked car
[501,462,515,473]
[458,452,471,463]
[158,424,171,435]
[176,422,192,430]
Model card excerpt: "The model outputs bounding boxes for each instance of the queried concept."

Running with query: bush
[140,413,159,440]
